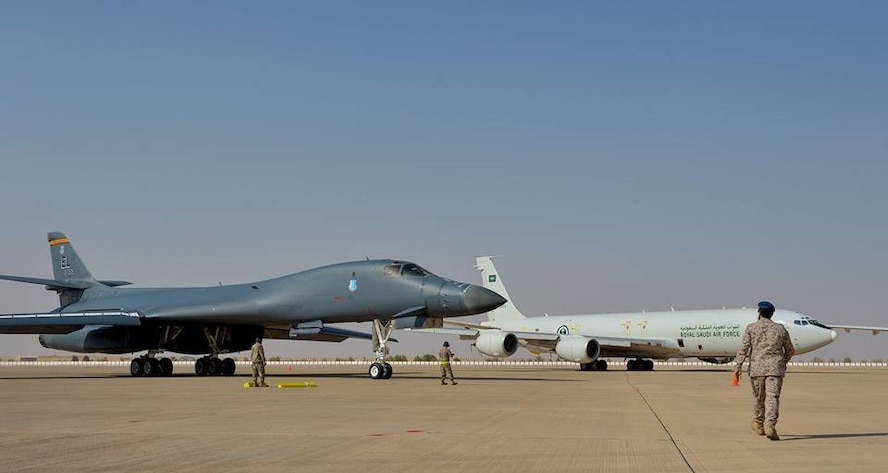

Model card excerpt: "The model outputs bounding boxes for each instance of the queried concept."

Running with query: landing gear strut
[130,351,173,377]
[193,327,237,376]
[368,319,394,379]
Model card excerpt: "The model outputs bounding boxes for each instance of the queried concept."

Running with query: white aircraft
[411,257,885,371]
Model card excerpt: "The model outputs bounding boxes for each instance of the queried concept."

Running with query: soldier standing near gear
[251,336,268,387]
[438,341,458,385]
[734,301,795,440]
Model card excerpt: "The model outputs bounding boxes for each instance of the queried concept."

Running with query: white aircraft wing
[404,327,481,337]
[826,324,886,335]
[521,335,681,358]
[440,320,681,358]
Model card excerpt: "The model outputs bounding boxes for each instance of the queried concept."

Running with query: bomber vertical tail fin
[48,232,97,307]
[48,232,95,283]
[474,256,526,323]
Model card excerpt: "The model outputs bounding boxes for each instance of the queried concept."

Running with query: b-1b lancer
[0,233,506,378]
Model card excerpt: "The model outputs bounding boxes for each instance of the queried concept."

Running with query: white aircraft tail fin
[474,256,526,323]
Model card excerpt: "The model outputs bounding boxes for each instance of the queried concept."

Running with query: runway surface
[2,363,886,472]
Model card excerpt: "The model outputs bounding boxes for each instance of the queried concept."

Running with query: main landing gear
[130,352,173,377]
[368,319,394,380]
[626,358,655,371]
[194,356,236,376]
[193,327,237,376]
[580,359,609,371]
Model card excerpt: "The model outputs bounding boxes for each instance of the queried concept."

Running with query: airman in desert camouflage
[251,337,268,387]
[734,301,795,440]
[439,341,458,385]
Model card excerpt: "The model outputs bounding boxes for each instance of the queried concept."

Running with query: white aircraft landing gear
[369,319,394,380]
[194,328,237,377]
[130,350,173,377]
[580,359,608,371]
[626,358,654,371]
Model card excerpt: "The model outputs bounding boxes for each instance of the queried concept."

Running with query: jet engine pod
[554,336,600,363]
[474,331,519,358]
[39,325,149,354]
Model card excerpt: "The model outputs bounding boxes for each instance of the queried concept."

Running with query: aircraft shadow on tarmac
[782,432,888,441]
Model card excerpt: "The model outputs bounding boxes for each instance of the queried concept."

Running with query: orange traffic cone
[732,372,740,386]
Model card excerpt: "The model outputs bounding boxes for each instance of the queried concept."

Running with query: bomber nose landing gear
[369,319,394,379]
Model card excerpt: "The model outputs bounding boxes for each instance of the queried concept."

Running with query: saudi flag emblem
[488,275,497,283]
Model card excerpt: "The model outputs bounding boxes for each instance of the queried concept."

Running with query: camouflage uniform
[439,345,457,385]
[251,339,268,387]
[735,317,794,436]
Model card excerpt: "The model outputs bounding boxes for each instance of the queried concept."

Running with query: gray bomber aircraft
[0,232,506,379]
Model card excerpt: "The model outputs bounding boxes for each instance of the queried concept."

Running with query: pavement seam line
[627,375,696,473]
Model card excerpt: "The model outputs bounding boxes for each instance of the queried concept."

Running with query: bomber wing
[0,311,141,334]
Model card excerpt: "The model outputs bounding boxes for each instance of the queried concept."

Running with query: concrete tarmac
[1,363,886,472]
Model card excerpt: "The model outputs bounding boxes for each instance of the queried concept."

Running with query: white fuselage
[484,308,836,358]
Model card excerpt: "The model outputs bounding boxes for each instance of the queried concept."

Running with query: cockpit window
[794,320,809,326]
[401,264,431,277]
[384,264,402,277]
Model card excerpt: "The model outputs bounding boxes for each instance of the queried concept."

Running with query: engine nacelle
[554,336,600,363]
[39,325,150,354]
[474,331,518,358]
[39,324,261,355]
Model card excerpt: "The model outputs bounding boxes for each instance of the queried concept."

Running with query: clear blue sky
[2,2,886,360]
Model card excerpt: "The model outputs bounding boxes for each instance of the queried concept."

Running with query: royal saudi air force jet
[408,256,885,371]
[0,233,506,379]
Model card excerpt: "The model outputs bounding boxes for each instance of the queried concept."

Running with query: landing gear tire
[159,357,174,376]
[143,358,161,376]
[130,358,145,376]
[369,362,384,379]
[626,359,654,371]
[222,357,236,376]
[207,357,223,376]
[580,359,609,371]
[194,357,208,376]
[382,362,393,379]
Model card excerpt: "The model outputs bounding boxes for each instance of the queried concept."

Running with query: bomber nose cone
[463,285,507,314]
